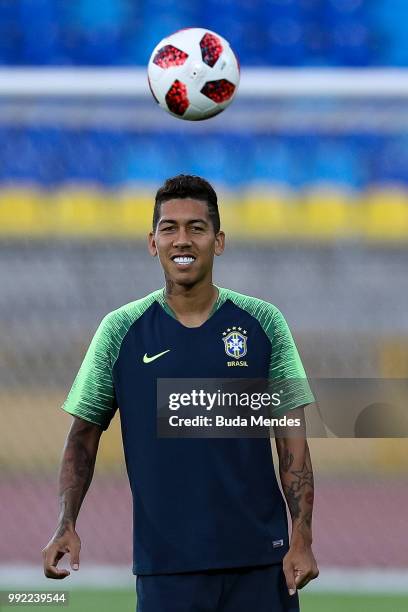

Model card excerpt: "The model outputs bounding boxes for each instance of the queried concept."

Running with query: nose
[173,227,192,247]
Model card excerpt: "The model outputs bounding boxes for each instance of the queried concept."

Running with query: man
[43,174,319,611]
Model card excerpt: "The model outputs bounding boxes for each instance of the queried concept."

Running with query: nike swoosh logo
[143,350,171,364]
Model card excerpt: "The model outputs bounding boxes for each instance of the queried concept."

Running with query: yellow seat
[362,189,408,241]
[239,190,294,239]
[115,190,152,238]
[0,188,48,236]
[51,188,113,237]
[299,189,354,240]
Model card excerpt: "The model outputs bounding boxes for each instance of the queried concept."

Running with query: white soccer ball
[147,28,240,121]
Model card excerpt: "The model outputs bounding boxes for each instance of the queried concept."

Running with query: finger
[42,547,70,579]
[295,567,319,589]
[295,572,309,589]
[283,561,297,596]
[43,556,71,579]
[45,566,70,579]
[69,541,81,571]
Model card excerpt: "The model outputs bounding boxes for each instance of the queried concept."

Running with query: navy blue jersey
[62,287,314,574]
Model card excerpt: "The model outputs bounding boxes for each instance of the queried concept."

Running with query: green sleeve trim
[62,289,162,429]
[218,287,315,415]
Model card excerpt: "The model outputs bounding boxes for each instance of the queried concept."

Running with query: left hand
[282,544,319,595]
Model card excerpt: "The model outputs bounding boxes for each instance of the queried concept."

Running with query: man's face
[148,198,225,287]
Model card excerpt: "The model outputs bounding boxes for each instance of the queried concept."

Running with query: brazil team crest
[222,327,248,360]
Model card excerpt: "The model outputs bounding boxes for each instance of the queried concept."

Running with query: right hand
[42,526,81,579]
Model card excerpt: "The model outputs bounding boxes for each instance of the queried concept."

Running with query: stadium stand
[0,0,406,68]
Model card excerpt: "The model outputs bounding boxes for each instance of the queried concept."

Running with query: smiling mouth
[171,255,196,266]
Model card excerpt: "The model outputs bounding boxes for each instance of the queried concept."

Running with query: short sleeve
[62,315,118,430]
[268,308,315,415]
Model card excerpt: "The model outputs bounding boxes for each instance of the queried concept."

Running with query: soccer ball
[147,28,240,121]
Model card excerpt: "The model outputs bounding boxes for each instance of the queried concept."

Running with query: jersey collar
[157,286,226,323]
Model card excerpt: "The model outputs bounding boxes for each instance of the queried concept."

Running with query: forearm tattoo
[278,443,314,539]
[281,448,294,473]
[57,430,96,533]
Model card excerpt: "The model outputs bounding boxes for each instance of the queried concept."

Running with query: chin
[176,275,198,286]
[171,272,201,286]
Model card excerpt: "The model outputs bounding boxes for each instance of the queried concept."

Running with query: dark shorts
[136,564,300,612]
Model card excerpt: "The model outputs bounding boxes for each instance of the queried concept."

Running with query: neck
[164,278,218,321]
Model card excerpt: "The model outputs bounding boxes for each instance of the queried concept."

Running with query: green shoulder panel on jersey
[62,289,162,429]
[217,287,315,414]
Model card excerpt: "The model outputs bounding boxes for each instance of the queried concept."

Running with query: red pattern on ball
[153,45,188,68]
[200,79,235,103]
[165,80,189,116]
[200,33,223,67]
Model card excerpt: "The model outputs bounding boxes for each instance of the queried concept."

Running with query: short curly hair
[153,174,220,234]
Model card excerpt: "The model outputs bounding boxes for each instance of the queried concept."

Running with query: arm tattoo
[281,448,294,473]
[57,428,97,534]
[277,443,314,541]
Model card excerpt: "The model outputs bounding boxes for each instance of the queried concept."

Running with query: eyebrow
[158,218,209,226]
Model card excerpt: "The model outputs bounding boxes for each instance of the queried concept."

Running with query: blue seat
[0,1,20,64]
[61,0,131,65]
[118,134,176,183]
[133,0,200,66]
[309,140,365,189]
[19,0,62,64]
[0,129,41,181]
[251,137,295,186]
[0,0,405,66]
[373,137,408,184]
[184,136,229,184]
[68,0,129,30]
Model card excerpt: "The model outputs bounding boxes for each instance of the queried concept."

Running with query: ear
[148,231,157,257]
[214,230,225,256]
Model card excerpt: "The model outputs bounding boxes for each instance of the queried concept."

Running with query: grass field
[4,590,408,611]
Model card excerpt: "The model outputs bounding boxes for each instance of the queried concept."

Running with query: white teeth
[173,256,195,265]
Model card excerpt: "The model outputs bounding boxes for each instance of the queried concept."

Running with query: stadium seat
[363,188,408,239]
[374,138,408,184]
[0,0,405,66]
[0,1,21,64]
[310,141,365,189]
[251,138,294,187]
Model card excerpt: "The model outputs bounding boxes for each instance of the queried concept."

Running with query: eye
[160,225,175,232]
[191,225,204,232]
